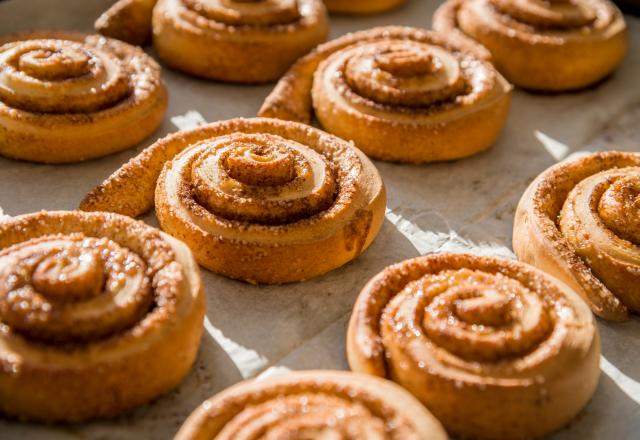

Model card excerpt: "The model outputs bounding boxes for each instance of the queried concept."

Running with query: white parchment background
[0,0,639,438]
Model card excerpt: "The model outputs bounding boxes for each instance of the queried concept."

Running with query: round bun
[347,252,600,440]
[0,210,204,422]
[513,151,640,321]
[260,26,512,163]
[175,370,448,440]
[433,0,628,91]
[0,31,167,163]
[152,0,329,83]
[81,117,386,284]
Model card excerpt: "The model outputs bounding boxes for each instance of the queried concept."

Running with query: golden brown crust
[323,0,405,14]
[95,0,158,45]
[259,26,511,163]
[152,0,329,83]
[0,31,167,164]
[347,252,600,440]
[80,117,386,284]
[175,370,448,440]
[0,210,204,422]
[433,0,628,91]
[513,151,640,321]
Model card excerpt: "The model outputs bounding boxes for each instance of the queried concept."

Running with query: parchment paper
[0,1,639,438]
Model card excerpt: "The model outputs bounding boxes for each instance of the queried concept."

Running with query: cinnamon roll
[81,117,385,284]
[433,0,628,91]
[152,0,329,83]
[323,0,404,14]
[95,0,158,45]
[347,253,599,440]
[175,370,448,439]
[0,210,204,422]
[259,26,512,163]
[514,151,640,321]
[0,31,167,164]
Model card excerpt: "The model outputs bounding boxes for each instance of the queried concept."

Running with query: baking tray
[0,0,639,438]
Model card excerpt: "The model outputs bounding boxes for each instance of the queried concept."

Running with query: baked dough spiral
[323,0,405,14]
[259,26,512,163]
[152,0,329,83]
[433,0,628,91]
[80,117,385,284]
[514,151,640,321]
[175,370,448,440]
[347,253,599,440]
[95,0,158,45]
[0,210,204,422]
[0,31,167,164]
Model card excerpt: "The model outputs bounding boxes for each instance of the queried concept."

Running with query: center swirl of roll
[489,0,598,29]
[343,41,467,108]
[31,244,104,301]
[17,47,91,80]
[413,269,552,362]
[451,286,513,326]
[190,133,337,225]
[0,39,130,113]
[598,175,640,245]
[0,234,152,343]
[183,0,301,25]
[225,143,296,185]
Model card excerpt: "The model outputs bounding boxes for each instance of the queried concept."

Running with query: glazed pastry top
[0,211,198,359]
[315,37,508,124]
[82,118,383,242]
[348,253,596,382]
[260,26,510,124]
[159,0,326,31]
[0,32,162,125]
[175,371,448,439]
[454,0,625,43]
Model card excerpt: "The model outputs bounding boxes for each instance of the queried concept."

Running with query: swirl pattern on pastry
[0,31,167,163]
[514,151,640,321]
[433,0,628,91]
[347,253,599,440]
[152,0,329,82]
[175,370,448,440]
[259,26,511,163]
[80,117,386,284]
[0,210,204,422]
[323,0,405,14]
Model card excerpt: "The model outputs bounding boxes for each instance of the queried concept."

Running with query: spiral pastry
[514,151,640,322]
[259,26,511,163]
[0,210,204,422]
[0,31,166,164]
[347,253,599,440]
[152,0,329,83]
[323,0,405,14]
[95,0,158,45]
[433,0,628,91]
[175,370,448,439]
[80,117,385,284]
